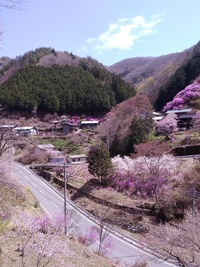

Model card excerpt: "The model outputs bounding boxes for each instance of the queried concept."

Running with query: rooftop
[166,108,192,114]
[80,120,99,124]
[67,154,87,159]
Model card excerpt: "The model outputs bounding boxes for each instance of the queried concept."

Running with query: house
[14,126,37,136]
[80,120,99,129]
[66,154,87,164]
[62,121,78,134]
[36,144,65,163]
[177,113,196,130]
[165,108,195,130]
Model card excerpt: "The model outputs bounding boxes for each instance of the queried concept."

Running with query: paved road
[11,161,177,267]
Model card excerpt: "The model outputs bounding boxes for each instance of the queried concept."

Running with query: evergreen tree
[87,144,112,184]
[124,115,153,155]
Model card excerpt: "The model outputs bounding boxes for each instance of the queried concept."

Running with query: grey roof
[166,108,192,114]
[67,154,87,159]
[37,144,55,150]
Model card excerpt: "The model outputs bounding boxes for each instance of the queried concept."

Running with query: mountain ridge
[0,48,135,115]
[107,45,196,105]
[0,41,200,113]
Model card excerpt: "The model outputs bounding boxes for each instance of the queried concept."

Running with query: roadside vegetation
[0,159,121,267]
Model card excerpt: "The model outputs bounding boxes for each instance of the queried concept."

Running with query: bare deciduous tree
[98,94,152,149]
[0,0,25,11]
[0,0,26,42]
[82,208,113,256]
[144,211,200,267]
[0,126,16,157]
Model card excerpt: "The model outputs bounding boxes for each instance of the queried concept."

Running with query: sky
[0,0,200,66]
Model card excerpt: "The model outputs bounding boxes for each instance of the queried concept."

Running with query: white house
[14,126,37,136]
[80,120,99,129]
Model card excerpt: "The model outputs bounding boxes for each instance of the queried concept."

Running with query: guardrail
[21,162,178,266]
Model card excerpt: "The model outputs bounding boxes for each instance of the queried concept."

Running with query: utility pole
[191,184,196,217]
[63,162,67,234]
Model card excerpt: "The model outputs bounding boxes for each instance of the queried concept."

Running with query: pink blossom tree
[156,114,178,135]
[13,211,70,267]
[111,155,184,207]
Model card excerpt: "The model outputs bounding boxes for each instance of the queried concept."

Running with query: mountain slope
[0,48,135,115]
[154,41,200,111]
[107,43,198,105]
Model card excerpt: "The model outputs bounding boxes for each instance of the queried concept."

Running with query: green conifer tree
[87,143,112,184]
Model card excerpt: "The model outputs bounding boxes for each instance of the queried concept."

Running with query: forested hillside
[108,41,200,109]
[154,41,200,111]
[0,48,135,115]
[2,40,200,115]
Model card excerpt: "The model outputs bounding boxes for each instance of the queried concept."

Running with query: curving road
[11,161,177,267]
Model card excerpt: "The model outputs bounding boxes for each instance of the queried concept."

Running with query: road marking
[70,219,78,226]
[31,182,36,187]
[95,240,112,252]
[51,200,58,208]
[40,190,45,196]
[40,204,54,219]
[13,163,174,267]
[18,180,24,186]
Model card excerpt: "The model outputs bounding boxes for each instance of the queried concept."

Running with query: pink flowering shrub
[163,81,200,112]
[111,155,181,203]
[83,227,98,246]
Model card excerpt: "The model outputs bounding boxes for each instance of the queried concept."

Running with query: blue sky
[0,0,200,66]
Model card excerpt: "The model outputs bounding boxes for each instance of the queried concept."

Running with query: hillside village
[0,43,200,266]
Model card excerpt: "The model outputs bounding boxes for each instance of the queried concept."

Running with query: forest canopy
[0,63,135,114]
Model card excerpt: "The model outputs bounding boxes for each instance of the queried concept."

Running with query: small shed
[66,154,87,164]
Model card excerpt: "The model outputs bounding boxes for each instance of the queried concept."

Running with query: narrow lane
[11,161,177,267]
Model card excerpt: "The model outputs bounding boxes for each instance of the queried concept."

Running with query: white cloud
[80,15,164,54]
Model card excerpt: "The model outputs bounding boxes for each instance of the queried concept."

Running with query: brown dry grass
[0,229,120,267]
